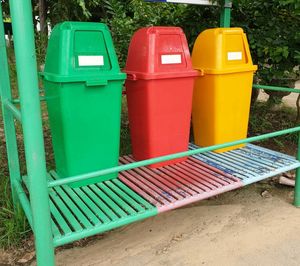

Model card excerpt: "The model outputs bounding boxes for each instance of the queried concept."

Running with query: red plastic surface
[124,27,198,80]
[124,27,197,168]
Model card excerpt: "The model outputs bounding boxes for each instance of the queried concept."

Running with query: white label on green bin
[78,56,104,66]
[227,52,242,61]
[161,54,182,64]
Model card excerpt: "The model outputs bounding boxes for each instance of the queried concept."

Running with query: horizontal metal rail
[12,96,46,104]
[3,99,22,122]
[13,180,33,228]
[48,126,300,188]
[253,84,300,94]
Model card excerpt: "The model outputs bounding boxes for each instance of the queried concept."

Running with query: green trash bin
[42,22,126,187]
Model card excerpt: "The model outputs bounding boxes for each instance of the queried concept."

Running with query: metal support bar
[48,126,300,188]
[9,1,54,265]
[3,99,22,122]
[12,96,47,104]
[253,84,300,94]
[13,181,33,228]
[294,132,300,207]
[220,0,231,27]
[0,2,21,207]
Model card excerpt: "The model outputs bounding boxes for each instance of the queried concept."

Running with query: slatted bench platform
[22,143,300,248]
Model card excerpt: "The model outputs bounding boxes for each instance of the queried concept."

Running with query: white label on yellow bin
[227,52,242,61]
[161,54,182,64]
[78,56,104,66]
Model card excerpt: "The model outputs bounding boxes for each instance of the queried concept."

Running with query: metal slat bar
[122,156,185,200]
[3,99,22,122]
[105,181,145,213]
[112,179,157,210]
[53,206,157,247]
[51,185,93,229]
[9,1,54,264]
[188,156,238,182]
[48,126,300,188]
[96,183,137,215]
[124,156,196,197]
[79,186,117,222]
[229,149,285,168]
[22,176,65,238]
[49,188,83,232]
[89,184,128,218]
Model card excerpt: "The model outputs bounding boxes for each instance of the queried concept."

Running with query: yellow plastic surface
[192,28,257,152]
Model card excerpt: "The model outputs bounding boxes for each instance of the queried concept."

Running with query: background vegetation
[0,0,300,253]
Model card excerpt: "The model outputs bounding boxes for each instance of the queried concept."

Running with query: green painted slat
[89,184,128,218]
[80,186,118,221]
[49,188,83,232]
[105,181,145,213]
[54,202,158,247]
[73,187,109,224]
[113,179,156,210]
[52,185,93,229]
[61,185,101,226]
[49,200,71,237]
[97,182,137,215]
[50,174,100,226]
[22,176,67,237]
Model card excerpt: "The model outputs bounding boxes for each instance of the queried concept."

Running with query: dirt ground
[45,183,300,266]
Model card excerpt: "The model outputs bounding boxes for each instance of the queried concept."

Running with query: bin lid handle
[86,79,108,87]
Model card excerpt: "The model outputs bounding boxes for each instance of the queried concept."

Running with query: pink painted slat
[119,174,162,207]
[189,157,238,182]
[125,156,196,198]
[119,170,169,205]
[167,164,217,190]
[158,182,241,213]
[180,161,227,187]
[118,155,243,214]
[119,158,176,203]
[162,165,209,193]
[183,160,232,185]
[122,156,184,200]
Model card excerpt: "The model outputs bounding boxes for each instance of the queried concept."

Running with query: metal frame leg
[294,132,300,207]
[9,1,54,265]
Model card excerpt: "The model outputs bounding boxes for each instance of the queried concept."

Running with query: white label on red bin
[161,54,182,64]
[78,56,104,66]
[227,52,243,61]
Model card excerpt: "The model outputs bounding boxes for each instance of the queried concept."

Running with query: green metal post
[9,1,54,265]
[0,2,21,206]
[220,0,232,27]
[294,132,300,207]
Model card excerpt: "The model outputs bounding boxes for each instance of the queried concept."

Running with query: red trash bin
[124,27,198,168]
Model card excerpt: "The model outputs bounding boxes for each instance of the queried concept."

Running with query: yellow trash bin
[192,28,257,152]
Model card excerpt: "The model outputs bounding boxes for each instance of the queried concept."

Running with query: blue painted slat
[190,143,300,186]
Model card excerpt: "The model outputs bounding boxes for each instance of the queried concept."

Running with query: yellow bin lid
[192,28,258,75]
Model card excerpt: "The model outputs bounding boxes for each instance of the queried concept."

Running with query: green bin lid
[42,22,126,83]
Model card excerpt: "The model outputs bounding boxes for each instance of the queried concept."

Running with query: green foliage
[232,0,300,85]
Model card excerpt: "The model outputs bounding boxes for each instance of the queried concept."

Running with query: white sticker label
[78,55,104,66]
[161,54,182,65]
[227,52,242,61]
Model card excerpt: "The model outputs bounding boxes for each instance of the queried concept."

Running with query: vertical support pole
[294,132,300,207]
[0,2,21,206]
[9,1,54,265]
[220,0,232,28]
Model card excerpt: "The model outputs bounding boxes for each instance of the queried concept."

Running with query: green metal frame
[0,0,300,265]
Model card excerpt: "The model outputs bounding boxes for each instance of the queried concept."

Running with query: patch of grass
[249,101,298,155]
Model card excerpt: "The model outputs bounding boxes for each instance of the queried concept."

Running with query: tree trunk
[39,0,47,35]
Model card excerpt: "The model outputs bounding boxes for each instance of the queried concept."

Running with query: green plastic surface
[43,22,126,187]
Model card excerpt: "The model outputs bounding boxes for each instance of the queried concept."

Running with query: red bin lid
[124,27,199,80]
